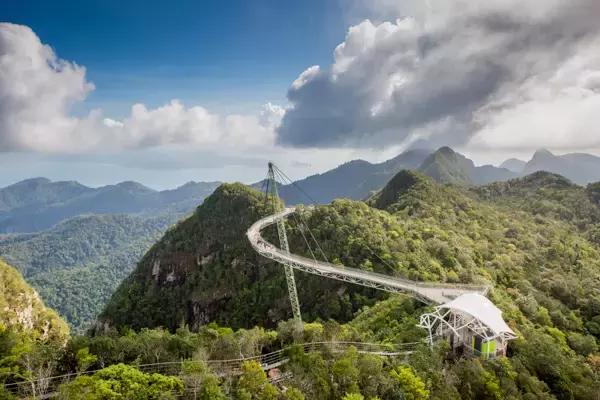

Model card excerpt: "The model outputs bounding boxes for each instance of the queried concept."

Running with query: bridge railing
[247,209,490,294]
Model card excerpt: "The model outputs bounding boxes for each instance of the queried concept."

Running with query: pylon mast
[267,162,302,323]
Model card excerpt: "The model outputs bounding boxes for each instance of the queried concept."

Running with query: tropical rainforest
[0,214,179,332]
[2,166,600,399]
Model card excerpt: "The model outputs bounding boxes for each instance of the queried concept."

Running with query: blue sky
[2,0,346,116]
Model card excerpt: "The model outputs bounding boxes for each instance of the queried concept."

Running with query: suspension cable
[272,163,400,274]
[290,212,318,263]
[272,164,320,205]
[272,167,329,263]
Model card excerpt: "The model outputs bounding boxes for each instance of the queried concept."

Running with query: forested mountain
[0,258,69,342]
[255,147,521,205]
[99,183,387,331]
[418,147,517,185]
[474,171,600,233]
[97,170,600,398]
[254,149,430,204]
[521,149,600,184]
[0,178,220,233]
[2,170,599,398]
[0,214,179,332]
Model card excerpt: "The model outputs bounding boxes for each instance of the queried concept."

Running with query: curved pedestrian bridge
[247,207,489,304]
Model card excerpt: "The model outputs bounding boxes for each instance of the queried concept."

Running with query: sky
[1,0,599,189]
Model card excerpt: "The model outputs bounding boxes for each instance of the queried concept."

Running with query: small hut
[418,293,516,359]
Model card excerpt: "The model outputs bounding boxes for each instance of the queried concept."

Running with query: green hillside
[0,214,179,332]
[417,146,516,185]
[97,170,600,398]
[0,258,69,342]
[99,183,386,332]
[2,170,599,399]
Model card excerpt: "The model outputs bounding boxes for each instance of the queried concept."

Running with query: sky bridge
[249,163,515,358]
[247,207,490,306]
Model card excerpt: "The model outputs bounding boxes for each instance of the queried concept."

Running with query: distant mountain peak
[4,177,53,189]
[436,146,458,156]
[523,149,600,185]
[268,149,431,205]
[115,181,154,191]
[500,158,526,173]
[417,147,475,185]
[370,170,429,210]
[340,159,372,168]
[532,148,555,159]
[417,147,516,185]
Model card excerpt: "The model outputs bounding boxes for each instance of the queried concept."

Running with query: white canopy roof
[438,293,515,337]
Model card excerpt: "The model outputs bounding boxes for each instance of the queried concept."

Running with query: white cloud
[0,23,93,152]
[0,23,280,154]
[278,0,600,154]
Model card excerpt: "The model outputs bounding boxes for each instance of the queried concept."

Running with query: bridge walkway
[247,207,489,305]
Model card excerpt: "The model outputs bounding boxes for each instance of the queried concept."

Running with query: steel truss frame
[417,307,517,349]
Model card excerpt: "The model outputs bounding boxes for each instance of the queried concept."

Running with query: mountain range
[417,146,516,185]
[3,148,600,398]
[95,166,600,398]
[262,147,600,205]
[520,149,600,184]
[2,147,600,233]
[3,145,600,331]
[260,147,516,205]
[0,178,221,233]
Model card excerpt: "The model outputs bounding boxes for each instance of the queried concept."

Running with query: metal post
[268,163,303,324]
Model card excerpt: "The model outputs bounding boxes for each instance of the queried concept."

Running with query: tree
[453,359,502,400]
[390,365,429,400]
[75,347,98,375]
[236,361,278,400]
[282,387,305,400]
[357,354,384,398]
[58,364,184,399]
[197,375,227,400]
[341,393,364,400]
[332,348,360,398]
[179,360,226,400]
[7,339,61,399]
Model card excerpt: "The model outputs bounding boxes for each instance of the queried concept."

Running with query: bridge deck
[247,207,489,304]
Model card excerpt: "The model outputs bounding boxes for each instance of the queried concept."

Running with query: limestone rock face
[0,258,69,343]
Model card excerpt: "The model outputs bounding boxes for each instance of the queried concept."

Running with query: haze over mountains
[2,147,600,234]
[521,149,600,185]
[274,147,600,205]
[0,178,221,233]
[271,149,430,204]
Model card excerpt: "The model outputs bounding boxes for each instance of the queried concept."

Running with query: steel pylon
[267,162,302,323]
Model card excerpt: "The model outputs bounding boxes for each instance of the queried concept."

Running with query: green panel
[481,340,496,359]
[489,340,496,353]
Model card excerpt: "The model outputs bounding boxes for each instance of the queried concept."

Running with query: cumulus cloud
[277,0,600,152]
[0,23,93,152]
[0,23,281,154]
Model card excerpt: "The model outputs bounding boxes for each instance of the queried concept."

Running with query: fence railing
[3,340,421,398]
